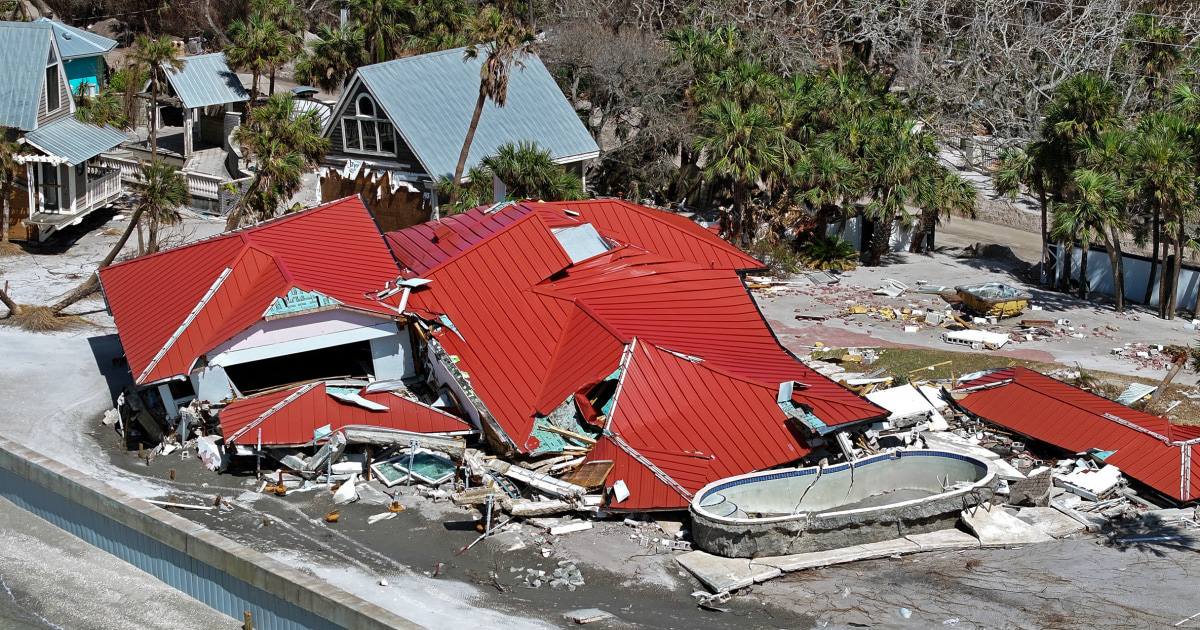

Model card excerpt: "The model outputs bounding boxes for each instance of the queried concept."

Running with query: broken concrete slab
[1050,494,1107,532]
[962,506,1053,546]
[753,529,979,572]
[675,551,781,593]
[563,608,614,624]
[1015,507,1085,538]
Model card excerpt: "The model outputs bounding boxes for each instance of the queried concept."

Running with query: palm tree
[338,0,412,64]
[405,0,473,51]
[294,24,368,93]
[0,131,25,255]
[694,99,788,244]
[1125,13,1185,104]
[790,147,862,236]
[995,142,1054,277]
[437,141,585,213]
[131,36,184,160]
[73,84,130,130]
[1050,170,1123,300]
[1131,112,1195,319]
[49,163,191,313]
[910,171,976,254]
[225,93,330,229]
[450,8,535,193]
[859,115,940,266]
[139,162,192,254]
[249,0,305,95]
[226,13,283,100]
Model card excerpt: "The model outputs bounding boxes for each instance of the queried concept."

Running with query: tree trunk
[1038,192,1048,284]
[451,86,488,205]
[1103,227,1124,313]
[868,216,892,267]
[224,175,263,230]
[1168,225,1184,319]
[909,209,936,254]
[252,71,261,101]
[147,213,159,254]
[1,174,10,244]
[136,218,144,256]
[1158,225,1171,319]
[269,68,276,96]
[1079,244,1089,300]
[149,77,159,161]
[1059,244,1072,293]
[0,281,21,317]
[51,205,147,313]
[1145,211,1159,306]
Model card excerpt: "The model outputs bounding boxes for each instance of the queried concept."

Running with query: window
[45,64,60,112]
[341,94,396,156]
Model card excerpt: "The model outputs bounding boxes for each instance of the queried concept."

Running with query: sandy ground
[6,203,1200,628]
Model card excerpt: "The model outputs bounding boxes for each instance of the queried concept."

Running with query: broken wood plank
[563,460,615,488]
[538,424,597,445]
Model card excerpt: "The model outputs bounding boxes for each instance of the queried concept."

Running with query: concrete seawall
[0,436,423,630]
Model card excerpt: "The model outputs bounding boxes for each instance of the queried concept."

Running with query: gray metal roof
[34,18,116,60]
[24,116,128,165]
[0,21,53,131]
[164,53,249,109]
[354,48,598,180]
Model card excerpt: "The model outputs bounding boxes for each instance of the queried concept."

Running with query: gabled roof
[23,116,127,165]
[99,197,402,386]
[351,49,598,179]
[386,199,761,275]
[34,18,116,59]
[584,340,817,510]
[219,381,474,446]
[0,21,54,131]
[165,53,249,109]
[956,367,1200,502]
[400,206,885,464]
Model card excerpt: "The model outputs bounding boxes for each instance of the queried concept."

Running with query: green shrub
[748,238,801,278]
[799,235,858,271]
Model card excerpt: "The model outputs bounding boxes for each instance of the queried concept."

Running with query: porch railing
[83,167,122,211]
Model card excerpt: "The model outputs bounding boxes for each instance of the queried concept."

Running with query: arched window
[341,93,395,156]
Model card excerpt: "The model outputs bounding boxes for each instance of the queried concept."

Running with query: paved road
[936,216,1043,264]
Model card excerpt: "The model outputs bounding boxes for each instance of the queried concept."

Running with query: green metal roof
[165,53,249,109]
[0,21,53,131]
[353,48,598,180]
[24,116,128,165]
[34,18,116,60]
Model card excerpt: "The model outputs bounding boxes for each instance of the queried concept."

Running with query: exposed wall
[320,171,431,232]
[370,331,416,380]
[0,437,422,630]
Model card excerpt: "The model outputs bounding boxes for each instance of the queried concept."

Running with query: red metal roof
[402,211,884,463]
[99,197,403,385]
[219,381,473,446]
[957,367,1200,502]
[584,340,814,511]
[384,199,761,275]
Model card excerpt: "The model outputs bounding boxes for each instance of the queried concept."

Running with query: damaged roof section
[954,367,1200,502]
[394,200,887,509]
[99,197,404,386]
[220,381,474,447]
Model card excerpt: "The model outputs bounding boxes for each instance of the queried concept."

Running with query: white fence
[100,155,248,208]
[83,167,122,211]
[1051,244,1200,310]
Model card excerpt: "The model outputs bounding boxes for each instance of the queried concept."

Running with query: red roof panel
[219,382,473,446]
[583,340,814,510]
[957,367,1200,502]
[99,197,403,385]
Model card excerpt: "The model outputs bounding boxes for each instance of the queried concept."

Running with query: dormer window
[341,93,395,156]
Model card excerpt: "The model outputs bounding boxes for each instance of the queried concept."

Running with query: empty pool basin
[690,450,998,558]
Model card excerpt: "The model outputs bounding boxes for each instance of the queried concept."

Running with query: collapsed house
[97,197,470,450]
[388,200,888,510]
[952,367,1200,504]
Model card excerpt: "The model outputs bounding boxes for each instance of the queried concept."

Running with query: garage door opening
[224,341,374,393]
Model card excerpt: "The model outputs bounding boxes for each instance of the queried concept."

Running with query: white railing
[83,168,122,211]
[183,170,224,200]
[100,156,141,184]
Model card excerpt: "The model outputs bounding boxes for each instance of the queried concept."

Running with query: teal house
[35,18,117,96]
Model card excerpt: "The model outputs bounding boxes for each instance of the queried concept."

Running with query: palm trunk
[1168,225,1184,319]
[868,215,892,267]
[149,77,159,161]
[2,174,10,244]
[451,86,488,205]
[1059,244,1072,293]
[1038,192,1048,283]
[269,68,276,96]
[147,213,159,254]
[51,204,148,313]
[1103,227,1124,313]
[1079,244,1089,300]
[252,71,261,101]
[1145,211,1159,306]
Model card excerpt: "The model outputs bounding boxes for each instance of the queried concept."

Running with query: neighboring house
[319,48,599,230]
[107,52,251,214]
[389,200,887,510]
[34,17,117,96]
[0,20,127,242]
[98,197,436,435]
